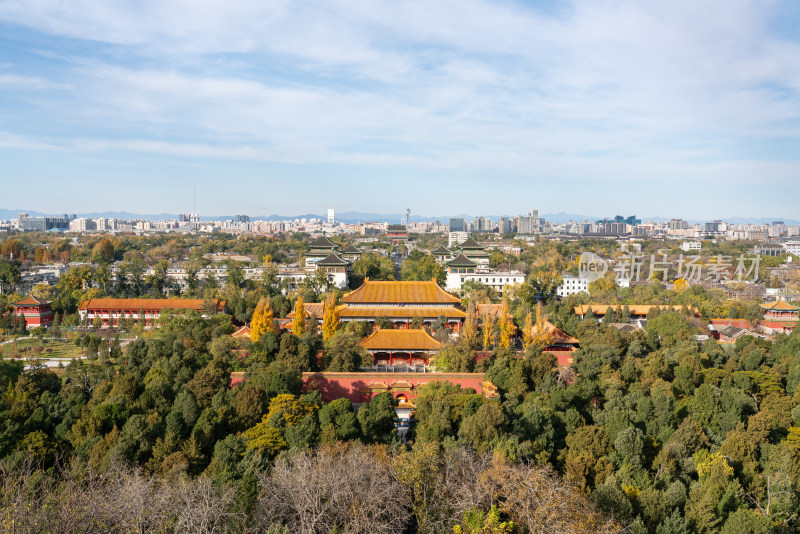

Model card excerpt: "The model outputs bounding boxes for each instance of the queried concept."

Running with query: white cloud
[0,0,798,215]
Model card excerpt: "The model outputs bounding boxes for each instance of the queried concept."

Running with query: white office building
[556,274,590,298]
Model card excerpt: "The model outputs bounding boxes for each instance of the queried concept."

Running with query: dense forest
[1,233,799,533]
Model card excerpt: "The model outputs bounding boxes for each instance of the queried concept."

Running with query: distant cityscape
[4,209,800,243]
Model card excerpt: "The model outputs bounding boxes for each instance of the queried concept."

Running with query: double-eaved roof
[341,279,460,305]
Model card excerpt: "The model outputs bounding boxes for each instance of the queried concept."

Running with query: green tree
[401,251,446,285]
[318,398,360,442]
[324,331,364,371]
[357,392,398,444]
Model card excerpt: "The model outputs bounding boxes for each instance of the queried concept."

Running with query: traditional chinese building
[574,304,700,321]
[386,224,408,242]
[338,244,363,262]
[444,253,524,294]
[11,295,54,329]
[537,320,580,366]
[231,325,252,339]
[316,253,351,288]
[78,298,225,327]
[305,235,339,268]
[361,328,442,369]
[761,300,799,322]
[431,245,453,264]
[301,371,496,406]
[303,236,358,288]
[338,279,465,331]
[456,236,490,265]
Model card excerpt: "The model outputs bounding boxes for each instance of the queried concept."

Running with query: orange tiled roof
[79,298,224,312]
[339,307,466,319]
[231,325,252,338]
[12,295,51,306]
[287,302,325,319]
[761,300,799,311]
[361,329,442,351]
[539,320,579,345]
[341,280,460,304]
[574,304,698,316]
[710,319,753,329]
[477,304,514,320]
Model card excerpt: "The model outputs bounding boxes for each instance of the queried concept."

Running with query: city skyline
[1,1,800,218]
[2,206,799,226]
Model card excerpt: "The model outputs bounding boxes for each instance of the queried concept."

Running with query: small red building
[12,295,54,329]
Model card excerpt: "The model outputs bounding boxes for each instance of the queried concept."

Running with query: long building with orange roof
[338,279,465,331]
[78,298,225,327]
[574,304,700,320]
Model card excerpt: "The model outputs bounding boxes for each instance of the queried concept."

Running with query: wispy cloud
[0,0,798,216]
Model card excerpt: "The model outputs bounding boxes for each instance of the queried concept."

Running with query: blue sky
[1,0,799,220]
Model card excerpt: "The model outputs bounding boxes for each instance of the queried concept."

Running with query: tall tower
[327,208,335,225]
[405,208,411,226]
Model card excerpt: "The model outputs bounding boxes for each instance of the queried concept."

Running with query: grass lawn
[1,337,86,360]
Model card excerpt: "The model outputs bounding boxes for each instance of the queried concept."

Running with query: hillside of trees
[1,233,799,532]
[0,304,798,532]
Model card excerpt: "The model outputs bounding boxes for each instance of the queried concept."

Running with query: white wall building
[446,269,525,294]
[681,241,702,252]
[784,241,800,256]
[556,274,590,298]
[443,252,524,294]
[448,231,469,247]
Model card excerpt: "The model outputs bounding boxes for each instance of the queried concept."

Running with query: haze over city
[1,0,800,218]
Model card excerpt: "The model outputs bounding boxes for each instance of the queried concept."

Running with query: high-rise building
[517,210,540,234]
[668,219,685,231]
[18,213,69,232]
[449,218,466,232]
[327,208,335,225]
[233,215,250,223]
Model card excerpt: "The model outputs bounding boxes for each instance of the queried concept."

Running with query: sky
[1,0,799,220]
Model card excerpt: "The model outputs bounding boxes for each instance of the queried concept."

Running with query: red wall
[302,372,487,404]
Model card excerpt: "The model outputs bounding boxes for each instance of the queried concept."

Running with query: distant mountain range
[1,208,797,226]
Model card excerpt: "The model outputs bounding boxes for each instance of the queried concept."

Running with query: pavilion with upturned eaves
[304,236,361,289]
[12,295,54,329]
[455,236,490,265]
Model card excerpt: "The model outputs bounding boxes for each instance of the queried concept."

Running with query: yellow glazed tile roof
[342,280,460,304]
[360,329,442,351]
